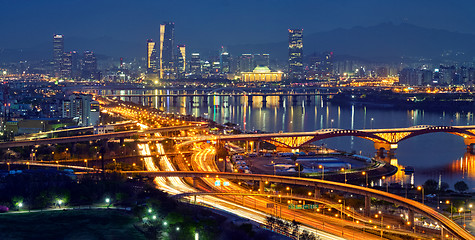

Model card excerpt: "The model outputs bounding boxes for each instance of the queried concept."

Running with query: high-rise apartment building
[190,53,201,76]
[176,45,186,75]
[288,29,304,79]
[53,34,64,77]
[62,94,100,126]
[159,22,175,79]
[146,39,157,73]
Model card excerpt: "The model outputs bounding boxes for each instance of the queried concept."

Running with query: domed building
[241,66,283,82]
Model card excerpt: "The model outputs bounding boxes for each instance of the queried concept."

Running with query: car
[248,153,257,157]
[264,153,272,157]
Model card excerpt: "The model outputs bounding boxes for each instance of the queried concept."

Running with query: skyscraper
[61,52,72,79]
[176,45,186,76]
[239,54,253,73]
[220,50,231,74]
[82,51,99,80]
[190,53,201,76]
[159,22,175,79]
[53,34,64,77]
[288,29,303,79]
[146,39,157,73]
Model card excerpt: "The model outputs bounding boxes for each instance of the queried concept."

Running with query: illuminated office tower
[220,50,231,74]
[190,53,201,76]
[176,45,186,76]
[61,52,72,79]
[53,34,64,77]
[288,29,303,79]
[159,22,175,79]
[239,54,253,73]
[146,39,157,73]
[82,51,99,80]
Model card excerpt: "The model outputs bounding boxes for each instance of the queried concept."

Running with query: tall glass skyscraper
[190,53,201,76]
[176,45,186,76]
[159,22,175,79]
[53,34,64,77]
[146,39,157,73]
[288,29,303,79]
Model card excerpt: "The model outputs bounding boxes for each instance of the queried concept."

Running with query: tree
[423,179,438,194]
[454,181,469,193]
[290,155,298,163]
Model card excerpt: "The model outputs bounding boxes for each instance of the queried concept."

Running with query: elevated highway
[120,170,474,240]
[0,124,206,149]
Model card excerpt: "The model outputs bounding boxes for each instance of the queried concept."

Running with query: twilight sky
[1,0,475,53]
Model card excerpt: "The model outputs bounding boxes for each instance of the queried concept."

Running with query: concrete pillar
[314,187,321,198]
[259,180,265,192]
[364,195,371,217]
[248,95,253,104]
[262,95,267,103]
[192,177,198,188]
[246,141,249,153]
[256,141,260,155]
[119,137,124,146]
[408,209,415,231]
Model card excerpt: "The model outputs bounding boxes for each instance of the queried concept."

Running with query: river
[109,90,475,190]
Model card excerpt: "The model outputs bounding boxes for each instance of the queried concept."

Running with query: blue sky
[1,0,474,51]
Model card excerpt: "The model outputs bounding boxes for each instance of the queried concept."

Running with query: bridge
[120,170,474,240]
[179,125,475,154]
[0,124,206,149]
[97,88,337,105]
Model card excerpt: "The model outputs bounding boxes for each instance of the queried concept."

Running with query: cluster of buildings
[400,66,475,86]
[0,81,100,140]
[53,34,100,80]
[145,22,285,81]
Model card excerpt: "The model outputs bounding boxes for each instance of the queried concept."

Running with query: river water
[110,90,475,190]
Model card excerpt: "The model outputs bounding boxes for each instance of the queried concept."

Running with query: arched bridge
[180,125,475,152]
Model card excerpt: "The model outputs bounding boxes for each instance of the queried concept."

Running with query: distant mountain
[0,36,143,63]
[229,23,475,62]
[1,23,475,63]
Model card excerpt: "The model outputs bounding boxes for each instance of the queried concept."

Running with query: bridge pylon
[374,142,397,157]
[463,138,475,152]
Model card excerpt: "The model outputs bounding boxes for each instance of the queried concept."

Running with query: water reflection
[105,90,475,187]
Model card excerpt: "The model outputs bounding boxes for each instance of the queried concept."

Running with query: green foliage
[423,179,438,194]
[454,181,469,193]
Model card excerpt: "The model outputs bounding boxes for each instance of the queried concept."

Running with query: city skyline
[3,0,475,60]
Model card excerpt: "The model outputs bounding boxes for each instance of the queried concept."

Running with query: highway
[0,124,206,149]
[121,170,474,240]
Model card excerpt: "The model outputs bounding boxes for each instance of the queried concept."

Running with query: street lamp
[26,161,30,170]
[338,199,345,219]
[57,199,63,208]
[370,118,374,129]
[7,162,10,171]
[295,163,300,178]
[382,176,388,192]
[84,159,88,168]
[271,161,276,175]
[362,171,368,187]
[446,200,453,219]
[340,168,347,183]
[375,211,383,239]
[417,186,424,204]
[459,208,466,228]
[319,165,324,180]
